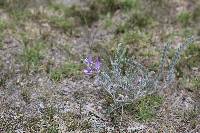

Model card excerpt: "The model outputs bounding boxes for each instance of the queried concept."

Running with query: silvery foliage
[95,37,194,113]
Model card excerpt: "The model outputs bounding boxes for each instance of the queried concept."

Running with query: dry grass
[0,0,199,132]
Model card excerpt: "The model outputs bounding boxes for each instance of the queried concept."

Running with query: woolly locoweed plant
[84,37,194,115]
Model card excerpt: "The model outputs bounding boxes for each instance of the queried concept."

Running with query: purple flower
[83,55,101,75]
[95,57,101,72]
[84,67,93,75]
[84,55,93,66]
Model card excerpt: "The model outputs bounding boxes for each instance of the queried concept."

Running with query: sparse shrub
[84,37,194,120]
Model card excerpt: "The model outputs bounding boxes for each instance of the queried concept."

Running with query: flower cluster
[84,55,101,75]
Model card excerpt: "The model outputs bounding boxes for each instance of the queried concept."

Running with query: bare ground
[0,0,200,132]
